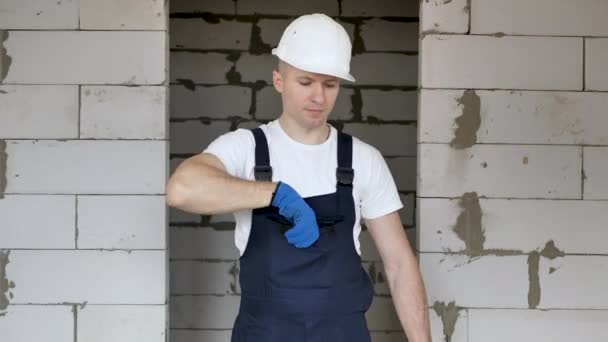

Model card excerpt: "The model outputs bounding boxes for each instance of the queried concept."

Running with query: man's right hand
[271,182,320,248]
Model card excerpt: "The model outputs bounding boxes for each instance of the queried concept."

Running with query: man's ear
[272,69,283,93]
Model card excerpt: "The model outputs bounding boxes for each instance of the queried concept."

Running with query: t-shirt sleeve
[202,128,254,179]
[359,145,404,220]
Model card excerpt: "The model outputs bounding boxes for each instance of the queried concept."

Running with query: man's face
[272,62,340,129]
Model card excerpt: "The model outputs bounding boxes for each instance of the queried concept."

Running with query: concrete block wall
[168,0,419,341]
[0,1,169,341]
[419,0,608,341]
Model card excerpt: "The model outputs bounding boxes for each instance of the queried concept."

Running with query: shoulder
[221,127,256,143]
[205,127,256,151]
[203,127,258,179]
[349,133,393,188]
[350,134,384,164]
[348,133,386,187]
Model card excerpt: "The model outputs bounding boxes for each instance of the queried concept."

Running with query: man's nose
[310,83,326,105]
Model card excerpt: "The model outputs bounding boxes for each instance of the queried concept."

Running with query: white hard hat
[272,13,355,82]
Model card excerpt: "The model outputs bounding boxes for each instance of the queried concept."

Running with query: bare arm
[365,211,431,342]
[166,153,277,215]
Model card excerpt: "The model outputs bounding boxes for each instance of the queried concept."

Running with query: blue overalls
[231,128,374,342]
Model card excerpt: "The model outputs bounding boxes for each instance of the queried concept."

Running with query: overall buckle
[336,167,354,185]
[254,165,273,181]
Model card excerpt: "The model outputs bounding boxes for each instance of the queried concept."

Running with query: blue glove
[271,182,319,248]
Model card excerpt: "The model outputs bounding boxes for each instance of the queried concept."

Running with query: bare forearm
[385,256,432,342]
[166,159,276,215]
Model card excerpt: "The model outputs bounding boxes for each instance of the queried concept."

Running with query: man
[166,13,431,342]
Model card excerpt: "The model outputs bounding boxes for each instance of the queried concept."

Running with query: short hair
[276,59,288,74]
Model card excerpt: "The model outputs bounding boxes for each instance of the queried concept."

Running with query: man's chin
[302,110,327,121]
[283,111,328,130]
[302,116,327,128]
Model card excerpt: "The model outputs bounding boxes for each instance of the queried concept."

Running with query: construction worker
[166,13,431,342]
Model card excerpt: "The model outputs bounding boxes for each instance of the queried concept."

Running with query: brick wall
[0,1,169,341]
[420,0,608,341]
[3,1,606,341]
[168,0,419,341]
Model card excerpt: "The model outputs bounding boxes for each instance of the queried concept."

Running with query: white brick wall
[420,90,608,145]
[470,0,608,37]
[6,0,605,340]
[468,309,608,342]
[0,85,78,138]
[77,305,166,342]
[0,0,78,29]
[585,38,608,91]
[5,140,167,194]
[584,147,608,199]
[420,0,469,34]
[77,195,167,249]
[421,254,530,308]
[80,86,168,139]
[3,31,166,84]
[7,250,166,304]
[419,1,608,340]
[1,305,74,341]
[79,0,166,30]
[0,1,169,340]
[419,198,608,254]
[0,195,75,248]
[538,256,608,309]
[419,144,582,198]
[421,35,583,90]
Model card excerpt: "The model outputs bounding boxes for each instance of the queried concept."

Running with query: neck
[277,115,330,145]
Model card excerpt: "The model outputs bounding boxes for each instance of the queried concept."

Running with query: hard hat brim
[272,49,356,83]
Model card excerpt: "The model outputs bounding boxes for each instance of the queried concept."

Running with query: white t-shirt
[203,119,403,256]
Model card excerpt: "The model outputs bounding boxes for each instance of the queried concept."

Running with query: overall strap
[336,130,354,188]
[251,128,273,181]
[335,130,354,219]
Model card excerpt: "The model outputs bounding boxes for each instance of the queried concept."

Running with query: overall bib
[231,128,374,342]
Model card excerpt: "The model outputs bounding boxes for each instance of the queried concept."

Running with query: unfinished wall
[419,0,608,341]
[168,0,420,341]
[0,1,169,341]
